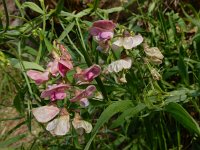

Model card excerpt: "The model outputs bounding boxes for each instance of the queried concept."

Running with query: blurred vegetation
[0,0,200,149]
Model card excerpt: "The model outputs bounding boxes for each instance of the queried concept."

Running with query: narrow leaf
[165,102,200,136]
[57,22,75,42]
[0,134,26,147]
[22,2,44,14]
[111,103,146,128]
[84,100,133,150]
[9,58,45,71]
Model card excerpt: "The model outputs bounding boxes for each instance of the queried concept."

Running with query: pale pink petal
[27,70,49,85]
[107,57,132,73]
[72,113,92,134]
[46,115,70,136]
[48,60,59,76]
[123,34,143,49]
[32,105,60,123]
[100,32,113,40]
[112,37,124,47]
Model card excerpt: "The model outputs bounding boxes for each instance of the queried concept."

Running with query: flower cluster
[89,20,144,83]
[27,42,101,136]
[89,20,164,83]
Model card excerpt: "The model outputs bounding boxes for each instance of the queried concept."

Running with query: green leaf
[54,0,64,14]
[0,134,26,148]
[84,100,133,150]
[178,55,188,84]
[165,102,200,136]
[111,103,146,128]
[57,21,75,42]
[22,2,44,14]
[9,58,45,71]
[44,37,53,52]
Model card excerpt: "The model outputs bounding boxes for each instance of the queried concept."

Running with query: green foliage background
[0,0,200,149]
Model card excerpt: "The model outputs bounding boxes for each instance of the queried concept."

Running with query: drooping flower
[70,85,96,107]
[144,45,164,65]
[41,83,70,101]
[89,20,116,41]
[89,20,116,52]
[150,68,161,80]
[46,108,70,136]
[48,43,73,77]
[74,64,101,84]
[72,113,92,134]
[107,57,132,73]
[112,34,143,50]
[27,70,49,85]
[32,105,60,123]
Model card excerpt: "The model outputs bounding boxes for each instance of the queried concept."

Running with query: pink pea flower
[48,44,73,77]
[70,85,96,107]
[74,64,101,84]
[41,83,70,101]
[89,20,116,41]
[27,70,49,85]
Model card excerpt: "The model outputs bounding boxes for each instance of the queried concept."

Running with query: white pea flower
[46,108,70,136]
[72,113,92,135]
[107,57,132,73]
[144,44,164,65]
[46,115,70,136]
[112,34,143,50]
[32,106,71,136]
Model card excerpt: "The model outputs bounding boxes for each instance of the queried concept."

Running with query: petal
[27,70,49,85]
[48,60,59,76]
[107,58,132,73]
[59,44,72,61]
[144,47,164,60]
[46,118,58,131]
[58,60,73,77]
[100,32,113,40]
[123,34,143,49]
[89,27,103,36]
[84,65,101,82]
[32,105,60,123]
[75,65,101,83]
[108,61,123,73]
[112,38,124,47]
[54,92,67,100]
[121,57,132,69]
[72,119,92,134]
[92,20,116,31]
[52,115,70,136]
[85,85,96,97]
[70,85,96,102]
[80,98,89,107]
[41,83,69,99]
